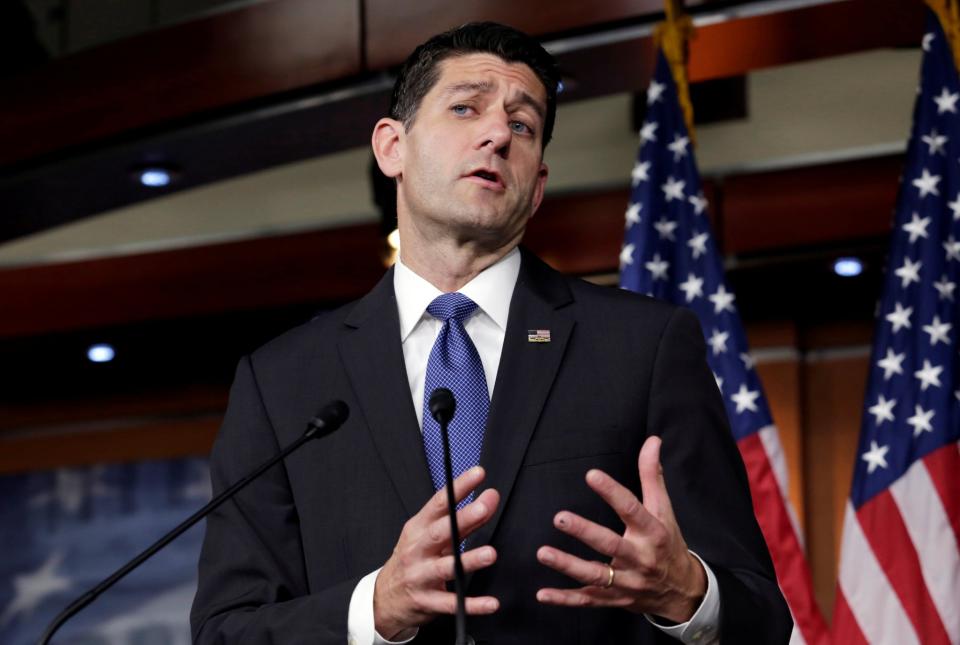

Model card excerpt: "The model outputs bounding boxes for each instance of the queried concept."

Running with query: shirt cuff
[347,567,419,645]
[645,551,721,644]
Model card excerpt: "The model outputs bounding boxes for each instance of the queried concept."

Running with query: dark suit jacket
[191,248,792,644]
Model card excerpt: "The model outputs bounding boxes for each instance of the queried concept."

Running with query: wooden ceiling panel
[688,0,923,83]
[0,0,361,167]
[364,0,668,70]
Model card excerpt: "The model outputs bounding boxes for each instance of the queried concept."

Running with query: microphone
[429,386,456,425]
[307,400,349,438]
[37,400,350,645]
[428,387,471,645]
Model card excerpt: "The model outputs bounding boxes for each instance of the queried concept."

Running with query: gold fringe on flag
[927,0,960,73]
[653,0,696,144]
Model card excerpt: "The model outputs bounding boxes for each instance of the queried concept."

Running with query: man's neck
[399,237,520,292]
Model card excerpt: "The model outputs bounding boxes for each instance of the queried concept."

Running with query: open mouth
[466,168,504,190]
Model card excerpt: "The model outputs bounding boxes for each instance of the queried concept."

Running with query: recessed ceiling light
[833,257,863,277]
[87,343,115,363]
[131,163,180,188]
[138,168,172,187]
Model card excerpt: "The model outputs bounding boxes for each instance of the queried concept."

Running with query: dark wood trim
[0,224,387,338]
[0,385,227,431]
[0,418,219,474]
[721,156,902,254]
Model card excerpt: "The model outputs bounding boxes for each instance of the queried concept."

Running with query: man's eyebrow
[440,81,546,120]
[440,81,495,98]
[509,90,546,121]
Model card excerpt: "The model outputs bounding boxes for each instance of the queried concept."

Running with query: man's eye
[452,105,470,115]
[510,121,533,135]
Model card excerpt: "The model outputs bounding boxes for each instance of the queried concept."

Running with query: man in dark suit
[191,22,791,644]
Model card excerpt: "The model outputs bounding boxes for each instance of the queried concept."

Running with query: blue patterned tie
[422,293,490,510]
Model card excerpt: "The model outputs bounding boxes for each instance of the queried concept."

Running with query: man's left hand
[535,435,707,623]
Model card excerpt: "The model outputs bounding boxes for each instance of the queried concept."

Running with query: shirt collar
[394,247,521,341]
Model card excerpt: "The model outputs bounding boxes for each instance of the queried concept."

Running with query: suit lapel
[465,249,576,555]
[338,253,576,549]
[338,269,434,518]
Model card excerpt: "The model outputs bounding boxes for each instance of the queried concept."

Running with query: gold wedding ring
[603,563,615,588]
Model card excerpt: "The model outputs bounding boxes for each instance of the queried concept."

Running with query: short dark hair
[389,22,561,149]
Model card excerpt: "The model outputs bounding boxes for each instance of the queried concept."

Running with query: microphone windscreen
[429,387,456,424]
[310,400,349,434]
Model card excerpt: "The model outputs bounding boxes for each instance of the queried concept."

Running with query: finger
[424,466,487,521]
[548,511,623,559]
[536,546,613,588]
[416,590,500,616]
[425,488,500,554]
[584,469,657,533]
[432,546,498,580]
[451,488,501,546]
[638,435,675,522]
[536,586,628,608]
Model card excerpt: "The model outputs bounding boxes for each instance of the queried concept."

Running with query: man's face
[392,53,549,248]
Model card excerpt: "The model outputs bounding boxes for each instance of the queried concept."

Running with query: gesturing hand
[535,435,706,622]
[374,466,501,640]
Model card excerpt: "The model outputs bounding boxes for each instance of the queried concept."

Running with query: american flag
[0,458,210,644]
[620,50,829,645]
[832,11,960,644]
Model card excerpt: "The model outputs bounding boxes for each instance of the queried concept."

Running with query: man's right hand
[373,466,501,640]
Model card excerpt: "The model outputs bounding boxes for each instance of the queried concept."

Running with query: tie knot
[427,292,478,323]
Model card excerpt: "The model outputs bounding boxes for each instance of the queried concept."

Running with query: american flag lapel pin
[527,329,551,343]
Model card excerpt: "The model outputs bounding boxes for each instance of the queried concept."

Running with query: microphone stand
[429,388,470,645]
[37,400,349,645]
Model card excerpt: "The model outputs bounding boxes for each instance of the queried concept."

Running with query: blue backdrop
[0,457,210,645]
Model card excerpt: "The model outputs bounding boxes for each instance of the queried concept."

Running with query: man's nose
[476,113,512,156]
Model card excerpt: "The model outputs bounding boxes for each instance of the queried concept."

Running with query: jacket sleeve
[647,307,793,643]
[190,355,358,644]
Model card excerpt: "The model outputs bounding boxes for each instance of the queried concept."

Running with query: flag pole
[927,0,960,72]
[654,0,696,144]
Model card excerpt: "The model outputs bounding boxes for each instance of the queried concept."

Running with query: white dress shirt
[347,249,720,644]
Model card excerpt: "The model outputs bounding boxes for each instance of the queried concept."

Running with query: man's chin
[448,217,527,247]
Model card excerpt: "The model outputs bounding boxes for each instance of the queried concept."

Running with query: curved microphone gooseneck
[37,400,350,645]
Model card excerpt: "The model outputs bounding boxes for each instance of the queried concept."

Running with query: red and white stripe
[834,441,960,644]
[758,424,806,548]
[738,425,830,645]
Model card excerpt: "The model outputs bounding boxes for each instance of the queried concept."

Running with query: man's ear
[371,118,404,178]
[529,162,549,216]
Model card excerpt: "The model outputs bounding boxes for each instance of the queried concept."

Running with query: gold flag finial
[926,0,960,73]
[653,0,696,143]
